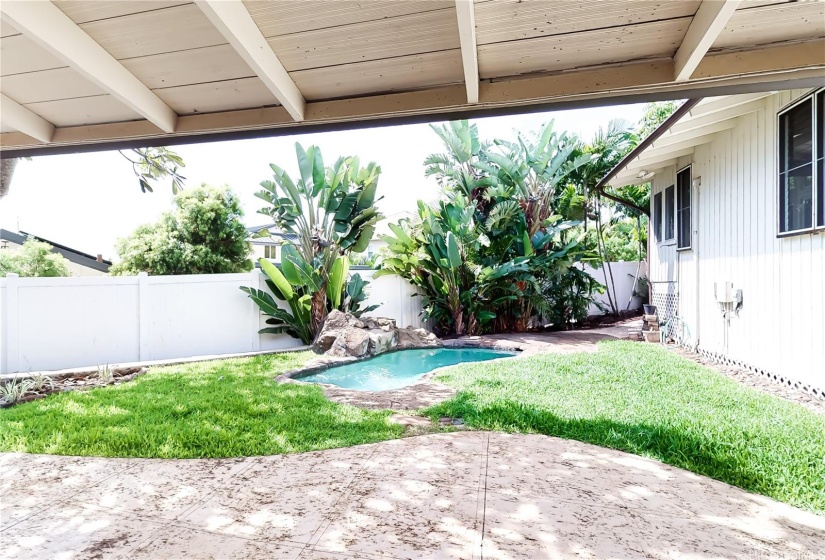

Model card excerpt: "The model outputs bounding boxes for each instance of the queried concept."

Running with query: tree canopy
[0,236,71,277]
[111,185,251,275]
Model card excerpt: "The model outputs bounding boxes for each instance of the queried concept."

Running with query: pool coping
[276,339,527,411]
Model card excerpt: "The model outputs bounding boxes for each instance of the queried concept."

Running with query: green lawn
[424,340,825,513]
[1,341,823,513]
[0,352,403,459]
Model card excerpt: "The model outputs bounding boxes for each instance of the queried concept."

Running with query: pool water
[298,347,516,391]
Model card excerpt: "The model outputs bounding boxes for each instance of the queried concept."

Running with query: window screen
[676,168,691,249]
[653,192,662,243]
[818,91,824,228]
[779,98,813,232]
[664,185,675,240]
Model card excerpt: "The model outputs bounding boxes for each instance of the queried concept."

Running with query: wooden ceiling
[0,0,823,155]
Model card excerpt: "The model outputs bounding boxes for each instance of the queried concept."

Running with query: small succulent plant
[27,372,55,392]
[0,378,33,405]
[96,364,115,384]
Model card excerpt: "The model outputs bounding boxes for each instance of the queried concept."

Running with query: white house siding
[649,89,824,392]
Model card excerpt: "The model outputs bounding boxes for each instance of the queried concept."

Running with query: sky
[0,103,644,260]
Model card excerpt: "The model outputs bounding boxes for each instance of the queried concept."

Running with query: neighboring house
[246,224,297,264]
[0,229,111,276]
[600,89,824,397]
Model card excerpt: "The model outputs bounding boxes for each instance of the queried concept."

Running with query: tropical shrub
[242,143,383,340]
[379,121,602,335]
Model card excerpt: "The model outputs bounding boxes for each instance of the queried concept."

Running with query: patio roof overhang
[597,89,798,188]
[1,0,824,158]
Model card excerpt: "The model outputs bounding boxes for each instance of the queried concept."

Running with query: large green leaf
[523,229,534,257]
[295,144,314,193]
[286,255,320,292]
[269,165,302,211]
[350,225,375,253]
[311,146,325,197]
[279,245,302,286]
[387,222,412,246]
[356,180,379,212]
[334,192,360,221]
[258,258,293,300]
[240,286,281,315]
[328,256,349,308]
[446,232,462,268]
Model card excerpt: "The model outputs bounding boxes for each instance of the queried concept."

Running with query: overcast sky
[0,102,645,260]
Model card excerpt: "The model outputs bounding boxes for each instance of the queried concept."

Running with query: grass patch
[0,352,403,459]
[424,340,825,513]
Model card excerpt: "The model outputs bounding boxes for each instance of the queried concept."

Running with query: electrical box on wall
[715,282,744,319]
[714,282,734,303]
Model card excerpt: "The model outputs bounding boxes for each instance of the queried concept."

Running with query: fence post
[138,272,150,361]
[4,273,20,373]
[250,270,261,352]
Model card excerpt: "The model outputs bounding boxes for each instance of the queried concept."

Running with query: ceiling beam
[674,0,742,81]
[0,94,54,143]
[0,0,177,133]
[2,40,823,156]
[455,0,479,104]
[195,0,305,121]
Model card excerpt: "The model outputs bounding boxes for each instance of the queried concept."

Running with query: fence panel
[1,262,641,373]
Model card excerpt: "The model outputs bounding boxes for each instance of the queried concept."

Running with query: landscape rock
[397,326,440,350]
[326,327,371,358]
[313,310,441,358]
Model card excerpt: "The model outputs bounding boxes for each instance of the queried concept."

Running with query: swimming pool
[298,347,516,391]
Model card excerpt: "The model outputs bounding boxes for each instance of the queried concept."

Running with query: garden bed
[0,366,144,408]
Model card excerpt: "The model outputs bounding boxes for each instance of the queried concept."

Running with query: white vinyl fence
[0,262,641,374]
[585,261,648,315]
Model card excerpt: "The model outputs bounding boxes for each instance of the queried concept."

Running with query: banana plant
[241,258,313,344]
[335,273,380,317]
[253,143,384,333]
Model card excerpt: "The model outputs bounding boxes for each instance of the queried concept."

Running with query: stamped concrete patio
[2,432,823,559]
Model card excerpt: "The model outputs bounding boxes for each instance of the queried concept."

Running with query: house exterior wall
[649,89,824,392]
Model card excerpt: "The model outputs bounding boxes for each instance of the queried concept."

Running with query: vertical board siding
[653,90,824,391]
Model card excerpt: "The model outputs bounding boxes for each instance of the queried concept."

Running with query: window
[676,167,691,249]
[264,245,276,259]
[818,90,824,228]
[664,185,675,240]
[653,192,663,242]
[778,89,824,234]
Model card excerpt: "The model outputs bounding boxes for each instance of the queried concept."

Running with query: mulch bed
[0,366,145,408]
[673,347,825,416]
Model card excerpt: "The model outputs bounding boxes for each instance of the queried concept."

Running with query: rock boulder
[313,310,441,358]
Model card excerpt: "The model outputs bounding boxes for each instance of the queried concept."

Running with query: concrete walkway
[1,432,822,559]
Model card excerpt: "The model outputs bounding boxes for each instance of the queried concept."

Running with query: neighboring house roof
[246,224,298,244]
[597,93,778,189]
[0,229,111,273]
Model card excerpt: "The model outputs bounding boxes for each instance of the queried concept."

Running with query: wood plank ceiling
[0,0,823,154]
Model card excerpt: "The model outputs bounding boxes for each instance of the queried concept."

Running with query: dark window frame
[676,166,692,250]
[664,185,675,241]
[653,192,663,243]
[777,88,824,237]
